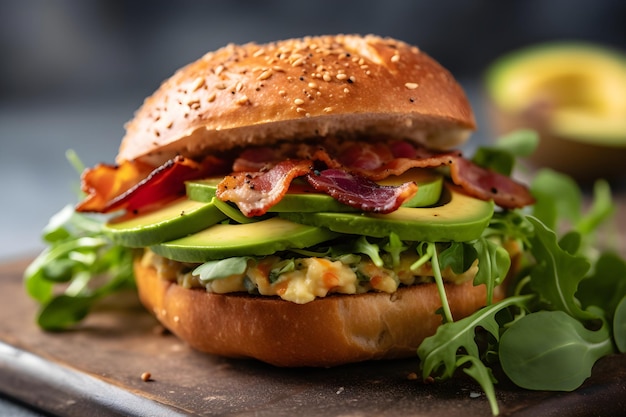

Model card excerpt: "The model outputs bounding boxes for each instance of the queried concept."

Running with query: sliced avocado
[486,42,626,145]
[151,217,339,262]
[279,183,494,242]
[104,198,226,247]
[185,169,443,211]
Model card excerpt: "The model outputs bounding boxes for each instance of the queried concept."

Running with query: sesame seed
[253,48,265,57]
[215,65,225,76]
[207,92,217,102]
[296,107,306,113]
[257,69,273,80]
[166,121,173,129]
[294,98,305,105]
[336,73,348,80]
[323,106,333,112]
[291,57,305,67]
[343,87,350,93]
[348,76,356,83]
[235,95,250,105]
[278,90,287,96]
[272,65,285,72]
[216,82,227,90]
[323,73,332,82]
[405,82,419,90]
[391,54,400,63]
[308,82,317,88]
[235,81,244,92]
[190,77,205,92]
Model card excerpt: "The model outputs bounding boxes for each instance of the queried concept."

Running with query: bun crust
[135,259,493,367]
[118,34,475,165]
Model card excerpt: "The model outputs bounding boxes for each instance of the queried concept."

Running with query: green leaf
[494,129,540,157]
[530,170,582,231]
[526,217,595,321]
[439,242,477,274]
[354,236,384,267]
[473,238,511,305]
[456,355,500,416]
[193,257,251,282]
[575,179,614,236]
[37,294,95,331]
[383,232,408,268]
[614,296,626,353]
[418,294,533,380]
[472,130,539,176]
[577,251,626,318]
[499,311,614,391]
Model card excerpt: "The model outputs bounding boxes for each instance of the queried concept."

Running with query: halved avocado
[279,183,494,242]
[486,42,626,180]
[486,42,626,144]
[185,168,443,211]
[104,198,226,247]
[151,217,340,262]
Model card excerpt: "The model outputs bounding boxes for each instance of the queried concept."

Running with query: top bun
[118,34,475,165]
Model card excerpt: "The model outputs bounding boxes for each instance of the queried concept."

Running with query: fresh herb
[418,133,626,416]
[24,205,134,330]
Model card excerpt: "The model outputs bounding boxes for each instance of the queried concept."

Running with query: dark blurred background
[1,0,626,260]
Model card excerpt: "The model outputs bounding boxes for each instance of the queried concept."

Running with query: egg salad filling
[142,248,478,304]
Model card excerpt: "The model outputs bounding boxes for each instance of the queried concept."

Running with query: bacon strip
[449,157,535,208]
[77,155,230,213]
[305,169,418,213]
[216,159,314,217]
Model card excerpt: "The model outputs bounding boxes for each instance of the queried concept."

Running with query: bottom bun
[135,258,496,367]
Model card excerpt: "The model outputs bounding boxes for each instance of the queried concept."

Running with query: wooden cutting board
[2,190,626,416]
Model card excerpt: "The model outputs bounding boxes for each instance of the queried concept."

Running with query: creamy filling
[141,249,478,304]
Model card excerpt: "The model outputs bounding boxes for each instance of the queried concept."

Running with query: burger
[29,34,536,367]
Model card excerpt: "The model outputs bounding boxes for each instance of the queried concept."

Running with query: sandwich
[31,34,535,367]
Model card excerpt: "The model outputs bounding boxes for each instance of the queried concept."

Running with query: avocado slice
[279,183,494,242]
[486,42,626,145]
[185,168,443,211]
[104,198,226,247]
[151,217,340,262]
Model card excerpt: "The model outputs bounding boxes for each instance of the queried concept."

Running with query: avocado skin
[151,217,340,263]
[104,198,226,247]
[279,184,494,242]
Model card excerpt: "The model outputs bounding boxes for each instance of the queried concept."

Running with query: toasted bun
[134,258,494,367]
[118,34,475,165]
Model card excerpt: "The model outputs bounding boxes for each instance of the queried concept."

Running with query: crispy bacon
[449,157,535,208]
[77,155,230,213]
[216,159,314,217]
[306,169,418,213]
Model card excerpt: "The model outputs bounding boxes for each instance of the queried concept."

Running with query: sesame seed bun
[134,257,496,367]
[117,34,475,165]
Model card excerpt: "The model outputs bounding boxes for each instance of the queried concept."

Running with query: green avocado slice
[151,217,340,263]
[279,184,494,242]
[104,198,226,247]
[185,168,443,211]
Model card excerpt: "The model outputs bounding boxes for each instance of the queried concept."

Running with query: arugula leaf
[473,238,511,305]
[526,216,596,321]
[418,294,534,380]
[24,205,134,330]
[615,296,626,353]
[499,310,614,391]
[438,242,477,275]
[472,129,538,175]
[193,257,252,282]
[530,170,583,231]
[577,251,626,318]
[456,355,500,416]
